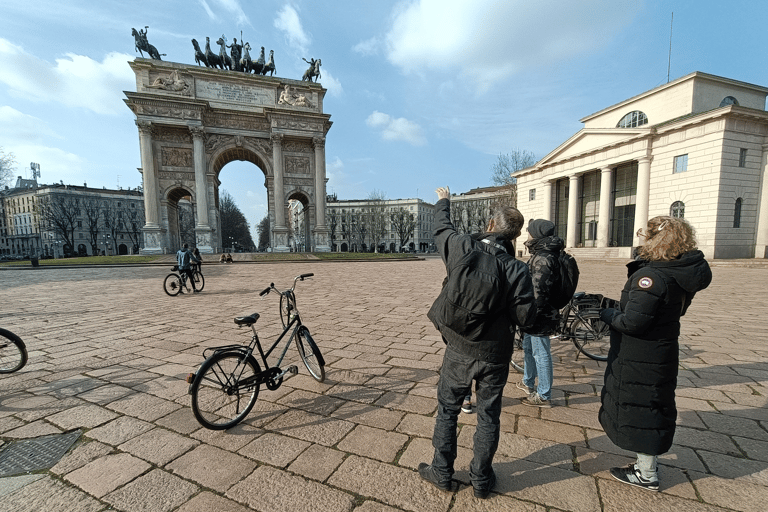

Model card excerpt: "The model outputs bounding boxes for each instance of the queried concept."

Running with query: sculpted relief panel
[155,128,192,144]
[203,112,270,131]
[161,147,193,167]
[285,156,311,175]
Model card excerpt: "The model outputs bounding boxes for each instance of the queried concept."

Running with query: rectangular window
[739,148,747,167]
[529,189,536,201]
[673,154,688,173]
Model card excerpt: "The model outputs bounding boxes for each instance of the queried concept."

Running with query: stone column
[633,156,652,246]
[190,126,213,253]
[566,174,580,248]
[313,136,330,252]
[137,120,163,254]
[271,133,289,252]
[597,166,613,248]
[754,144,768,258]
[542,181,553,220]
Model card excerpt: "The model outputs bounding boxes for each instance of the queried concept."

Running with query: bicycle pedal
[186,372,196,384]
[288,365,298,374]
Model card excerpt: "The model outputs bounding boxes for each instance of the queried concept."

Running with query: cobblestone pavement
[0,258,766,512]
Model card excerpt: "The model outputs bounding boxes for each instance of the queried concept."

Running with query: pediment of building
[536,128,649,168]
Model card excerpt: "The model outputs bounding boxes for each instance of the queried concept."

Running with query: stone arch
[163,185,196,250]
[125,58,332,254]
[287,189,312,251]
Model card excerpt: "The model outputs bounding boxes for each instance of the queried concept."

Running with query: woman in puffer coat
[598,216,711,491]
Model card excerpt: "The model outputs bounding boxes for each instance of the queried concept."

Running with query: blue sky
[2,0,768,238]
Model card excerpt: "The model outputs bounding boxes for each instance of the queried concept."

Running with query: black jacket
[427,198,536,363]
[524,235,565,336]
[598,250,712,455]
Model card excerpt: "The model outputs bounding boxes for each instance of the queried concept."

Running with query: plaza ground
[0,258,766,512]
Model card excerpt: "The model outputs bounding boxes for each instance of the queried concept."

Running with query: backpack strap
[481,238,507,253]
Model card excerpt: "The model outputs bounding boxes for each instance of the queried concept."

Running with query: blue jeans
[431,344,509,489]
[522,333,552,400]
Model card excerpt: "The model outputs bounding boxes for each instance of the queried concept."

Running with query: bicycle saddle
[234,313,260,326]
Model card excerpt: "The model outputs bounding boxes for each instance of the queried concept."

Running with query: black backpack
[438,241,514,340]
[550,250,580,309]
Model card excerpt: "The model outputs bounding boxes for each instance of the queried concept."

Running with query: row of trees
[1,147,16,188]
[220,191,256,252]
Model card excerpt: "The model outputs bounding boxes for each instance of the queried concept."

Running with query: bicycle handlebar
[261,274,314,298]
[259,287,271,296]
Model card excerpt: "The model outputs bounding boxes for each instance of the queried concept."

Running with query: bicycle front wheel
[193,271,205,292]
[0,328,27,373]
[570,311,610,361]
[190,352,261,430]
[280,292,296,328]
[295,327,325,382]
[163,273,183,296]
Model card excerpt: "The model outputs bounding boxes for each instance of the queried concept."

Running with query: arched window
[670,201,685,218]
[720,96,739,107]
[617,111,648,128]
[733,197,743,228]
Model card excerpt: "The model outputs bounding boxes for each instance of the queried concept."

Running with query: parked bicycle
[511,292,615,373]
[0,328,28,373]
[163,264,205,296]
[187,273,325,430]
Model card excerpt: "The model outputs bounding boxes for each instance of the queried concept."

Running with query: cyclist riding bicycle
[176,243,201,294]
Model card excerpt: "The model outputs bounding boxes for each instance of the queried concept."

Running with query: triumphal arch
[124,58,332,253]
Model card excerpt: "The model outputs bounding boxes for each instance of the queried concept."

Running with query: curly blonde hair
[636,216,698,261]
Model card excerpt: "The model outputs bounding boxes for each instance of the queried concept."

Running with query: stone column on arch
[190,126,213,253]
[633,156,652,247]
[136,120,162,254]
[541,181,553,220]
[597,166,613,248]
[566,174,580,249]
[271,133,289,252]
[312,136,330,252]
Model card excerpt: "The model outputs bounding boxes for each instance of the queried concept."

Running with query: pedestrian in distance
[518,219,565,408]
[419,186,536,499]
[598,216,711,491]
[176,243,201,294]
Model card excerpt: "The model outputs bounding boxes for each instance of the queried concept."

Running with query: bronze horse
[302,58,321,82]
[204,37,222,69]
[131,27,164,60]
[191,39,207,67]
[216,36,232,70]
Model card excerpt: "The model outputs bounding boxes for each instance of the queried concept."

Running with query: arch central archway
[125,59,332,254]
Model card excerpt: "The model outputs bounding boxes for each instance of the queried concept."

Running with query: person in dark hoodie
[519,219,564,408]
[420,186,536,499]
[598,216,711,491]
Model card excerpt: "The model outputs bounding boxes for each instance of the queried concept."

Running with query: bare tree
[450,200,469,235]
[0,147,16,187]
[367,189,387,252]
[39,192,80,256]
[327,208,339,251]
[220,191,255,251]
[102,203,122,254]
[390,207,416,250]
[491,149,535,208]
[82,197,102,255]
[123,206,145,254]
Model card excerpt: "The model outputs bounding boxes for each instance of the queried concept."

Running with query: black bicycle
[511,292,614,373]
[187,273,325,430]
[163,264,205,296]
[0,328,28,373]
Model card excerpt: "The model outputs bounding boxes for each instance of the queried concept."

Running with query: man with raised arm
[419,186,536,499]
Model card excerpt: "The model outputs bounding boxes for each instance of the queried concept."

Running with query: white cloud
[0,39,135,115]
[352,37,380,56]
[0,106,61,144]
[319,67,343,97]
[213,0,250,25]
[274,5,310,54]
[366,111,426,146]
[384,0,636,90]
[197,0,217,20]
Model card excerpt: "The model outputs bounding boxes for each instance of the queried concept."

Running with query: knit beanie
[528,219,555,239]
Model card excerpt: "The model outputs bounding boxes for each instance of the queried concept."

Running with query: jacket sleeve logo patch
[638,277,653,289]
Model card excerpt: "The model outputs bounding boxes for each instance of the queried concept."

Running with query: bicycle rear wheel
[164,273,183,296]
[193,271,205,292]
[190,352,261,430]
[570,311,610,361]
[295,327,325,382]
[511,329,524,373]
[0,328,27,373]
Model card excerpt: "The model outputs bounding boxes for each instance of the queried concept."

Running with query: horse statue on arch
[261,49,275,76]
[204,37,222,69]
[302,57,321,82]
[191,39,207,67]
[250,46,265,75]
[131,27,165,60]
[216,36,232,70]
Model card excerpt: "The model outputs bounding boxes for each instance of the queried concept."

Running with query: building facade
[515,72,768,259]
[1,178,145,258]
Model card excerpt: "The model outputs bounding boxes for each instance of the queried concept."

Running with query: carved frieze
[155,128,192,144]
[283,140,313,153]
[285,156,311,175]
[135,104,202,120]
[205,134,230,154]
[161,147,193,167]
[159,171,194,181]
[246,137,272,156]
[284,177,314,187]
[147,70,193,96]
[273,118,322,132]
[203,112,270,131]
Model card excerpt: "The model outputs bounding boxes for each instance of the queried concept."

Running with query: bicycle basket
[601,297,620,310]
[573,293,603,309]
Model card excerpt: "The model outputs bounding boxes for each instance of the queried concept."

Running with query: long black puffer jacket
[427,198,536,363]
[598,250,711,455]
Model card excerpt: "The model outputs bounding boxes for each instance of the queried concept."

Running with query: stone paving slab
[0,260,766,511]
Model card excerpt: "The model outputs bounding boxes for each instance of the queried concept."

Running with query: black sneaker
[473,470,496,499]
[417,463,455,491]
[609,464,659,491]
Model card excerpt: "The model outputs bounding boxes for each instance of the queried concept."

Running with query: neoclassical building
[515,71,768,259]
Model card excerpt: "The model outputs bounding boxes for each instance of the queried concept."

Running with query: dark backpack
[438,242,514,340]
[550,250,580,309]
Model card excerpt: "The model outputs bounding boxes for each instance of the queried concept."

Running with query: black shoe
[473,471,496,499]
[417,463,454,491]
[609,464,659,491]
[193,289,200,293]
